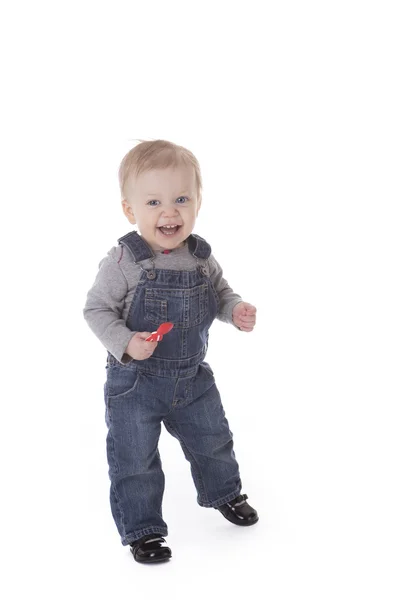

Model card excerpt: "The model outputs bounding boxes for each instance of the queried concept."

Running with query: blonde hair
[118,139,202,200]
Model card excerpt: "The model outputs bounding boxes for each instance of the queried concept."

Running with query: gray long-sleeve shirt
[83,236,243,363]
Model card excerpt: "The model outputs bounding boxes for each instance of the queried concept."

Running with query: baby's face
[122,165,201,251]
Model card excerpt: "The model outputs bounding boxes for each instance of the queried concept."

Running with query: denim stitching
[107,370,141,400]
[171,377,180,408]
[110,482,127,539]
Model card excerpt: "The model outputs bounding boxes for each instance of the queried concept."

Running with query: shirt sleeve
[83,249,136,363]
[208,254,243,326]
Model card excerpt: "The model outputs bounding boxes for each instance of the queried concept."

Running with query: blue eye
[176,196,188,204]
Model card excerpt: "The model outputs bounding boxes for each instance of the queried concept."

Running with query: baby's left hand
[232,302,257,332]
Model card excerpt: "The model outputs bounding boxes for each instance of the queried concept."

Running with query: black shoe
[130,534,172,563]
[216,494,259,526]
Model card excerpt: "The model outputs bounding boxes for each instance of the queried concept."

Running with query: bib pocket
[144,283,209,328]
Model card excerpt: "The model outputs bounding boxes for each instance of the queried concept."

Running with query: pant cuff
[197,487,242,508]
[122,526,169,546]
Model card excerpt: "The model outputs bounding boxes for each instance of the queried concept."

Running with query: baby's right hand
[126,332,159,360]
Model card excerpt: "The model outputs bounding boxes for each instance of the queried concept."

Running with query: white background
[1,1,399,598]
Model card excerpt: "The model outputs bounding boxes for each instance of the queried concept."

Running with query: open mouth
[158,225,181,236]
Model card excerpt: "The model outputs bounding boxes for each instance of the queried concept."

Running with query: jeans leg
[104,367,168,545]
[164,362,242,508]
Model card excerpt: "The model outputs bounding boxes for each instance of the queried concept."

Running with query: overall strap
[187,234,212,259]
[117,231,155,262]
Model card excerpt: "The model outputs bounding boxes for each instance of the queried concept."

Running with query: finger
[144,340,158,349]
[143,346,156,359]
[238,315,256,324]
[238,317,255,325]
[138,332,153,340]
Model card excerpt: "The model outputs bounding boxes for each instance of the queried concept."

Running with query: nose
[162,204,179,216]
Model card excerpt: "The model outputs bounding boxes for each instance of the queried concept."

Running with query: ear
[122,199,136,225]
[196,194,202,216]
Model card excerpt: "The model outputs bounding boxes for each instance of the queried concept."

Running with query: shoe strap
[233,493,248,506]
[131,535,166,549]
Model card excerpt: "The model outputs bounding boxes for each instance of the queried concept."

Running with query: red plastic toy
[145,322,174,342]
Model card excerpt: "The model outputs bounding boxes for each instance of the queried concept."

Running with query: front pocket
[144,284,209,328]
[107,365,141,399]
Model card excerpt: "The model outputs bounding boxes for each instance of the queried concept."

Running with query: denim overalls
[104,231,242,545]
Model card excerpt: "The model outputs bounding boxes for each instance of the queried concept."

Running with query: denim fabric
[104,232,242,545]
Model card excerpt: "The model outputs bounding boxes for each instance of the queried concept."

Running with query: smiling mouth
[158,225,181,236]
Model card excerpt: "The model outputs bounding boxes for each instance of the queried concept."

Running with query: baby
[83,140,258,564]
